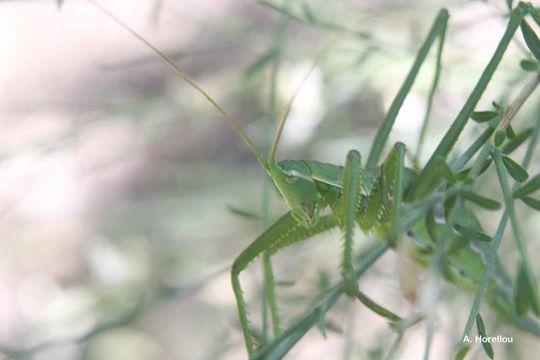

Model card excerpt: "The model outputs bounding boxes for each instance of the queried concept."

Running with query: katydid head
[90,3,326,227]
[269,161,320,227]
[261,57,327,227]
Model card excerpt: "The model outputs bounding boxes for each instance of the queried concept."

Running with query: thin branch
[457,105,540,356]
[258,0,372,40]
[500,72,540,129]
[252,242,389,360]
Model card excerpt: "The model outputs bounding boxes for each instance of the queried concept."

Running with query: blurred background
[1,0,540,359]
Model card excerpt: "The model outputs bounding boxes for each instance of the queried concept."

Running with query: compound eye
[284,172,297,184]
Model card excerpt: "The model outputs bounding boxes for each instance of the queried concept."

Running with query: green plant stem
[492,146,540,304]
[355,290,402,322]
[415,19,446,169]
[492,149,529,260]
[457,107,540,356]
[382,314,423,360]
[383,332,404,360]
[261,181,463,360]
[419,104,528,357]
[499,72,540,129]
[451,70,540,172]
[456,212,509,353]
[258,0,371,40]
[452,127,494,172]
[366,9,448,168]
[261,11,289,341]
[252,242,389,360]
[433,132,494,275]
[410,4,527,199]
[400,186,461,231]
[423,322,435,360]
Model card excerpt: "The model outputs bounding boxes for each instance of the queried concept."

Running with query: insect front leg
[340,150,362,297]
[231,212,337,356]
[340,149,403,321]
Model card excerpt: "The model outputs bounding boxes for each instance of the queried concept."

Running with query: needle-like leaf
[520,59,539,72]
[454,345,470,360]
[460,190,501,210]
[515,263,532,316]
[521,20,540,62]
[507,125,517,138]
[494,128,507,147]
[502,127,533,154]
[501,155,529,182]
[476,314,494,359]
[471,111,498,123]
[244,48,278,78]
[454,223,492,242]
[513,174,540,198]
[520,196,540,211]
[532,7,540,27]
[227,205,261,220]
[355,290,402,322]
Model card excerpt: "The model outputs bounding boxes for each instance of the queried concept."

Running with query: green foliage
[515,262,534,316]
[520,59,539,71]
[471,110,499,123]
[501,154,529,182]
[454,345,471,360]
[521,195,540,210]
[24,1,540,359]
[454,223,492,242]
[495,128,507,146]
[476,314,494,359]
[460,190,501,210]
[503,127,534,154]
[227,205,262,220]
[513,173,540,197]
[521,20,540,61]
[244,48,278,78]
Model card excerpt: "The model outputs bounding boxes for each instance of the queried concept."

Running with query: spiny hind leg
[231,212,337,356]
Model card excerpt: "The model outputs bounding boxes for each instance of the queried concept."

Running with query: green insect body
[234,147,540,355]
[272,158,385,228]
[231,149,406,353]
[89,0,540,358]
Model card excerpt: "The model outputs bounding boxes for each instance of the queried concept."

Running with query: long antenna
[268,44,332,163]
[86,0,268,169]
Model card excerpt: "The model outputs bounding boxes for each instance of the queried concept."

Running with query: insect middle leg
[231,212,338,356]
